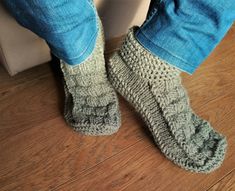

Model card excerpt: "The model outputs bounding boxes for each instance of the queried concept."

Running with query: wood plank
[0,97,149,190]
[54,131,234,191]
[207,170,235,191]
[0,65,63,141]
[0,64,52,101]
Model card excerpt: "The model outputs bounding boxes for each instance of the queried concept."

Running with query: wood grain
[0,24,234,191]
[207,170,235,191]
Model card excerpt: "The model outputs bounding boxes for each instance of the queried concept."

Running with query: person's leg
[135,0,235,74]
[4,0,121,135]
[4,0,98,65]
[108,0,234,172]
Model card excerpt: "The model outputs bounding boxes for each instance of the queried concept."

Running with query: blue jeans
[4,0,98,65]
[4,0,235,74]
[135,0,235,74]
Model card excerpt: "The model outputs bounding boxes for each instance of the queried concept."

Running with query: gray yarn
[107,27,227,173]
[60,20,121,136]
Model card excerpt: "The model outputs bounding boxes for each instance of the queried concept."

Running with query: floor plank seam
[205,169,235,191]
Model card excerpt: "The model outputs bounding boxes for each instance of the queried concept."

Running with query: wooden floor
[0,25,235,191]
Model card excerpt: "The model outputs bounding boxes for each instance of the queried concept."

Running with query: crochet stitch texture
[60,20,121,136]
[107,27,227,173]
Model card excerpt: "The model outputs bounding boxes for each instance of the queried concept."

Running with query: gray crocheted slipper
[60,20,121,136]
[107,27,227,172]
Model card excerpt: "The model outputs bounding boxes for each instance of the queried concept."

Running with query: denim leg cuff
[52,28,98,65]
[135,29,195,75]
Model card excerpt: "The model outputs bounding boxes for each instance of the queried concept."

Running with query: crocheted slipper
[107,27,227,172]
[60,19,121,136]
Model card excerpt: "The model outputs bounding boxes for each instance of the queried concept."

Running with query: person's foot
[107,27,227,172]
[60,20,121,136]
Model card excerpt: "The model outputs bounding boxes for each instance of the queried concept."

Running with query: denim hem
[54,28,98,65]
[135,30,196,75]
[60,2,99,66]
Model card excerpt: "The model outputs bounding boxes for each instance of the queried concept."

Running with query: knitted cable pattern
[60,19,121,136]
[107,27,227,172]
